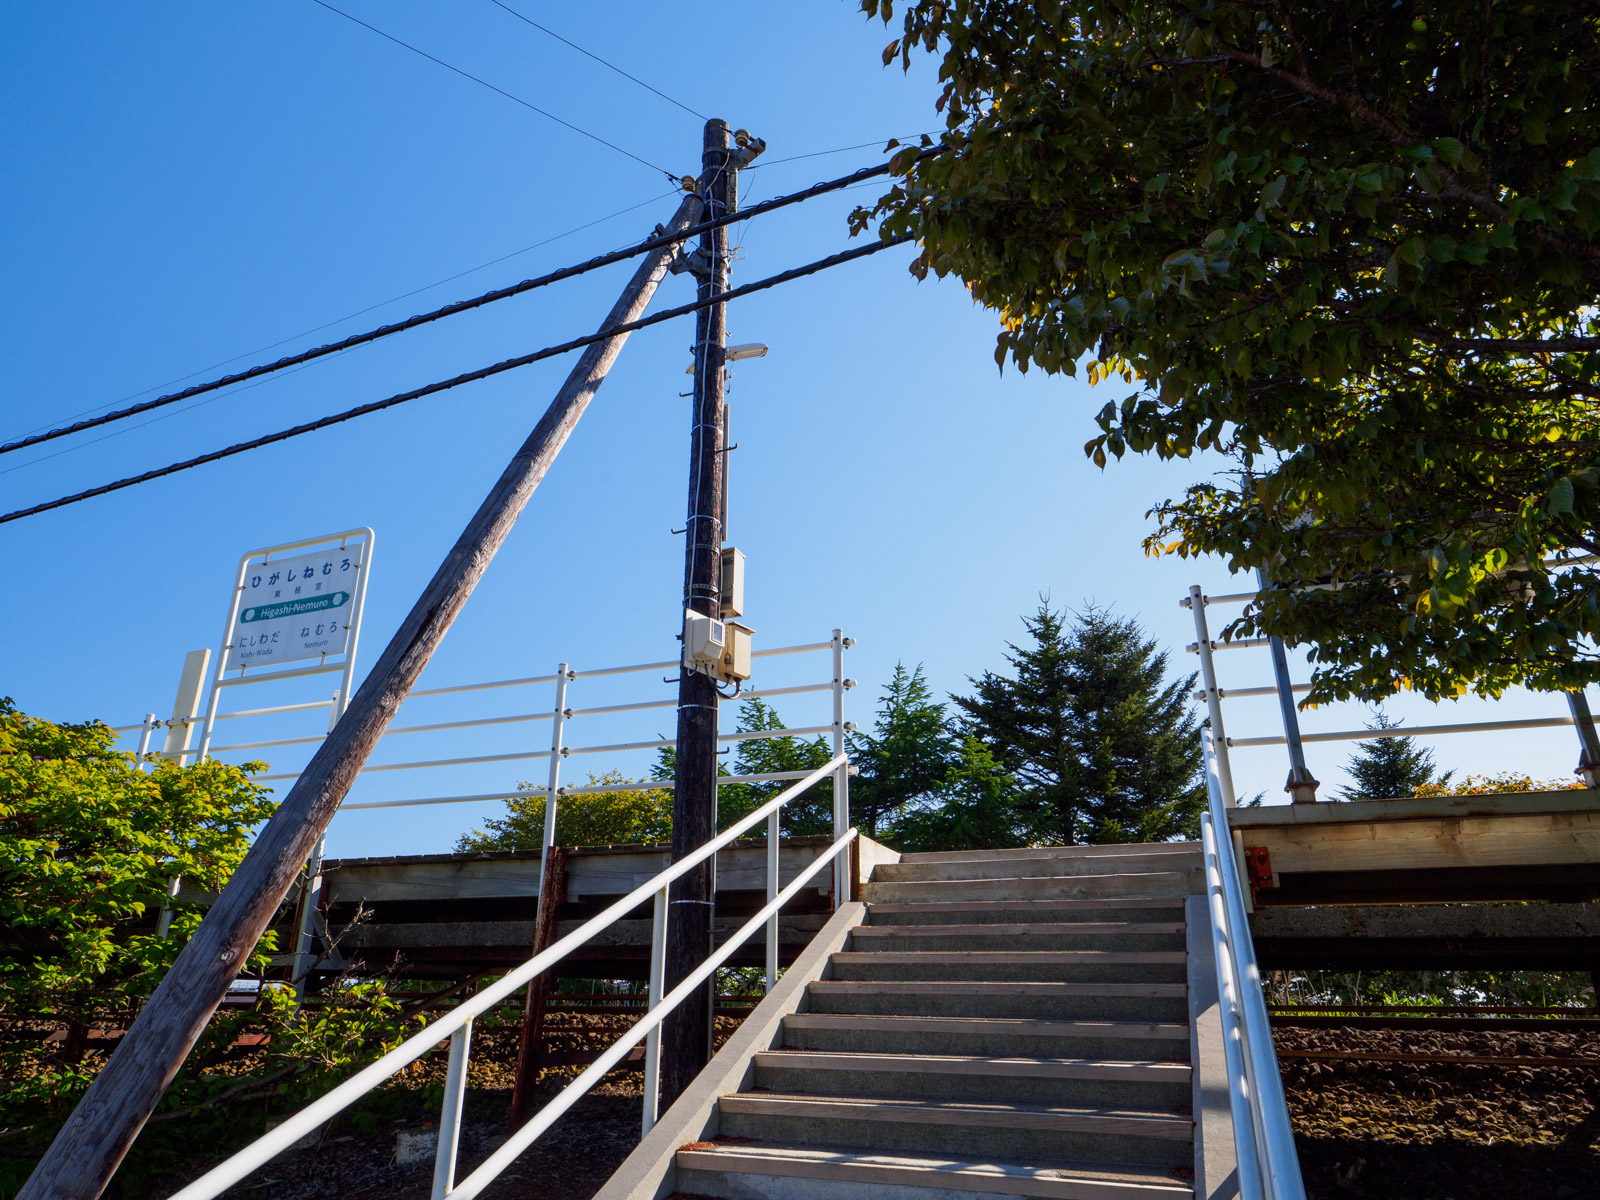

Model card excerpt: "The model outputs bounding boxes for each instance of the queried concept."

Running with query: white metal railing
[1199,729,1305,1200]
[119,630,856,991]
[1181,583,1600,798]
[119,635,856,815]
[165,754,856,1200]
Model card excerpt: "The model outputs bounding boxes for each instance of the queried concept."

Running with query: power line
[484,0,705,120]
[3,154,928,458]
[0,361,324,481]
[0,234,913,527]
[757,134,939,168]
[2,189,678,461]
[308,0,676,179]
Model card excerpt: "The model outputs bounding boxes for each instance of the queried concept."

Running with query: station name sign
[228,545,364,668]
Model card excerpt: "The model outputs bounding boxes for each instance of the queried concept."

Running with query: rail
[117,635,856,814]
[165,753,856,1200]
[1181,582,1600,800]
[119,630,856,994]
[1200,728,1305,1200]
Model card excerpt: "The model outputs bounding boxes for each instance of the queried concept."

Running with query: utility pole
[662,118,736,1109]
[17,193,704,1200]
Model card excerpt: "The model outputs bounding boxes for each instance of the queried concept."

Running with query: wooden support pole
[17,193,703,1200]
[662,119,735,1111]
[508,845,567,1129]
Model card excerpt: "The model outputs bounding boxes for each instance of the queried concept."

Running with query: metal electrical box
[719,547,745,619]
[721,620,754,682]
[683,611,727,673]
[683,610,753,684]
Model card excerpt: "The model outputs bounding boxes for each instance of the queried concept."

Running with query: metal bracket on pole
[1255,569,1320,804]
[1567,689,1600,788]
[668,245,713,278]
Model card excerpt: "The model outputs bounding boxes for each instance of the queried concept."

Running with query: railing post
[830,630,851,910]
[142,709,187,930]
[432,1017,474,1200]
[641,885,668,1136]
[290,838,327,1000]
[540,665,571,899]
[155,874,182,940]
[134,714,157,768]
[765,809,779,991]
[1188,587,1237,806]
[1189,587,1252,910]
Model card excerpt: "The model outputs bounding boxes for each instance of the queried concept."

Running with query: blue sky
[2,2,1585,858]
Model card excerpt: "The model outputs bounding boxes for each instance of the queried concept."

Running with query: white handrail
[447,825,855,1200]
[1229,713,1576,748]
[1201,729,1305,1200]
[164,752,850,1200]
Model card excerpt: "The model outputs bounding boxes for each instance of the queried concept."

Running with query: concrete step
[849,923,1186,955]
[751,1050,1193,1110]
[896,843,1199,865]
[829,950,1189,984]
[781,1013,1191,1060]
[716,1093,1193,1170]
[863,871,1201,906]
[804,979,1189,1022]
[865,897,1187,927]
[875,851,1200,884]
[676,1143,1195,1200]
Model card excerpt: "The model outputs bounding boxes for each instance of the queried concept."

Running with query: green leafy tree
[457,771,674,850]
[954,601,1203,844]
[847,663,957,836]
[862,0,1600,704]
[0,699,276,1039]
[0,697,278,1137]
[1336,711,1451,800]
[890,738,1025,852]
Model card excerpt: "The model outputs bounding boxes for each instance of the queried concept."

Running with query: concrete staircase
[670,843,1204,1200]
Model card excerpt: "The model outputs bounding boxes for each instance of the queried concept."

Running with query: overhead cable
[308,0,675,178]
[757,135,940,168]
[0,234,914,527]
[485,1,705,120]
[3,154,929,458]
[3,188,678,461]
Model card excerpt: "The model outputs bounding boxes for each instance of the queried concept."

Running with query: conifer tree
[1336,712,1450,801]
[847,663,957,836]
[954,600,1204,845]
[891,738,1025,853]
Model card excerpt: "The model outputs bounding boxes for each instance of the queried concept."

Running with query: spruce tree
[1336,711,1450,801]
[891,738,1025,853]
[954,600,1204,845]
[847,663,957,836]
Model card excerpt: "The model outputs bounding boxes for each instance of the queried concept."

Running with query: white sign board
[227,545,364,669]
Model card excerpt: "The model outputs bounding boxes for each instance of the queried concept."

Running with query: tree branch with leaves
[860,0,1600,703]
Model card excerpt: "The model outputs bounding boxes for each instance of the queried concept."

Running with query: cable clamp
[669,245,714,278]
